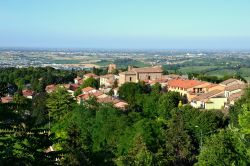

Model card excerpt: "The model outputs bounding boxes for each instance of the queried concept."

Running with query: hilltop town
[1,64,246,113]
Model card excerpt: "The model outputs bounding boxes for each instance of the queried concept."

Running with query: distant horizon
[1,46,250,52]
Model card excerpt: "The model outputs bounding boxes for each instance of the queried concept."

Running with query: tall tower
[108,63,116,73]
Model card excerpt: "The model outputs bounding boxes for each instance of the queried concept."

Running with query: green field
[178,66,217,73]
[176,65,250,81]
[245,77,250,81]
[95,59,149,68]
[95,60,113,66]
[53,60,81,64]
[239,68,250,77]
[206,69,237,77]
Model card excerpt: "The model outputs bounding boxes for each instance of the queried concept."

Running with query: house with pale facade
[118,66,163,86]
[167,79,211,101]
[74,76,83,85]
[190,89,227,109]
[100,74,117,87]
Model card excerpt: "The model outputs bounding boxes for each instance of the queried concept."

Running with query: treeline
[188,73,247,83]
[0,67,76,92]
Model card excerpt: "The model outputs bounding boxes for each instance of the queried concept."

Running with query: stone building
[118,66,163,86]
[100,74,117,87]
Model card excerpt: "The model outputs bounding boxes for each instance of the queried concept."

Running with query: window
[130,77,132,82]
[148,76,151,80]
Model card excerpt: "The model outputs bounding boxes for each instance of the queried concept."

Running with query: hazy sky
[0,0,250,49]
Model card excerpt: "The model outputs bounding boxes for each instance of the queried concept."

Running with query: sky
[0,0,250,49]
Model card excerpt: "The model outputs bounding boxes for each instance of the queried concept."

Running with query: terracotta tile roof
[45,84,57,93]
[205,83,218,88]
[92,91,103,97]
[220,78,239,86]
[78,90,103,100]
[1,96,13,103]
[228,91,244,102]
[84,73,98,78]
[97,96,120,104]
[77,94,90,100]
[69,84,79,91]
[168,79,204,89]
[81,87,95,93]
[193,82,214,88]
[192,89,224,102]
[97,94,108,99]
[225,84,246,92]
[132,66,163,73]
[114,101,128,109]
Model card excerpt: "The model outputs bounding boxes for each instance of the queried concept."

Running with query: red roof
[22,89,34,97]
[92,91,103,97]
[77,94,90,100]
[84,73,98,78]
[1,96,13,103]
[77,91,103,100]
[81,87,95,93]
[114,101,128,109]
[69,84,79,91]
[168,79,203,89]
[97,96,120,104]
[45,84,57,92]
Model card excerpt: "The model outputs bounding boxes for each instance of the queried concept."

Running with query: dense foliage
[1,68,250,165]
[0,67,76,93]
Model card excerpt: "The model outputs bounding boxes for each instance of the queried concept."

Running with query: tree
[46,87,75,123]
[0,82,7,97]
[118,82,148,110]
[157,91,181,119]
[195,130,249,166]
[82,77,99,89]
[0,99,61,165]
[74,87,82,97]
[162,110,194,165]
[151,82,162,95]
[61,123,91,165]
[91,105,128,165]
[116,135,153,166]
[32,92,49,126]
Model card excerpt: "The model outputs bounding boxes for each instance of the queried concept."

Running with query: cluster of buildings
[44,67,128,110]
[0,89,34,103]
[168,78,246,109]
[76,87,128,109]
[1,64,247,111]
[35,65,250,111]
[110,65,246,110]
